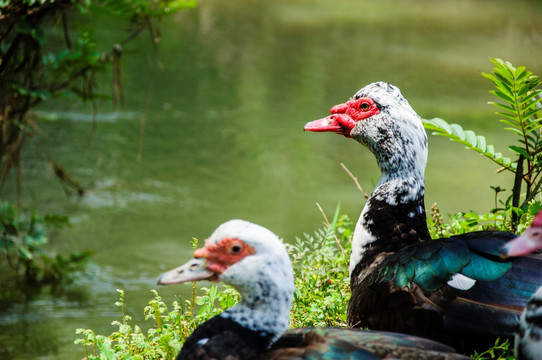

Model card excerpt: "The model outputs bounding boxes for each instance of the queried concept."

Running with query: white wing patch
[447,273,476,290]
[350,209,377,276]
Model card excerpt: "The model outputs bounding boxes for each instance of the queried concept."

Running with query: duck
[157,219,470,360]
[304,81,542,352]
[501,211,542,360]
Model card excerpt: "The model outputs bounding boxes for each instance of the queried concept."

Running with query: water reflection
[1,0,541,358]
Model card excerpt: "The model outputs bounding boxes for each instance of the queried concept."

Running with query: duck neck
[220,267,293,346]
[349,171,430,278]
[178,263,294,359]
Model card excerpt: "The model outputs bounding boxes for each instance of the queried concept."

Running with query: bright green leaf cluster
[482,58,542,157]
[423,117,515,171]
[423,58,542,229]
[427,201,541,239]
[74,285,240,359]
[472,338,514,360]
[287,213,352,328]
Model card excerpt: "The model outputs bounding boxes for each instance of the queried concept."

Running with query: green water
[1,0,541,358]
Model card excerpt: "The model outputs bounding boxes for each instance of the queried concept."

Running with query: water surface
[1,0,541,358]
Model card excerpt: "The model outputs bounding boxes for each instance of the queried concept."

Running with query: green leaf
[464,130,477,146]
[428,117,452,133]
[526,122,542,135]
[514,66,528,81]
[16,242,33,260]
[481,72,497,83]
[497,112,520,123]
[450,124,465,138]
[522,107,541,120]
[493,76,514,95]
[476,135,486,152]
[422,118,515,171]
[96,341,117,360]
[493,90,515,104]
[494,71,514,89]
[520,90,542,106]
[485,144,495,156]
[509,145,531,160]
[488,101,516,113]
[504,127,524,136]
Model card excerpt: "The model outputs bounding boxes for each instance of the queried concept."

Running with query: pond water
[1,0,542,359]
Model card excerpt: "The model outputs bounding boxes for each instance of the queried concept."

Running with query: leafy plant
[427,201,541,240]
[0,201,92,290]
[472,338,514,360]
[75,286,238,359]
[423,58,542,230]
[287,206,352,328]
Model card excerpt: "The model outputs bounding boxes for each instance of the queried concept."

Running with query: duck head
[158,219,294,340]
[304,82,427,180]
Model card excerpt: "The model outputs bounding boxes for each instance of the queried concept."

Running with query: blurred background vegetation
[0,0,541,359]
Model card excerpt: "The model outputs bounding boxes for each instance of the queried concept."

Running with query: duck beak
[501,229,542,257]
[304,114,354,137]
[304,116,344,133]
[157,258,215,285]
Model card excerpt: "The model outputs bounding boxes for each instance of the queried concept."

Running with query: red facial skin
[532,211,542,228]
[194,237,256,281]
[304,97,380,137]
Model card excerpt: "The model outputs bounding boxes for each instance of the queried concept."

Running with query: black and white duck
[304,81,542,351]
[502,211,542,360]
[158,219,469,360]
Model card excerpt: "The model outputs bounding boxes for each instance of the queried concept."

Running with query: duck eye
[230,244,243,254]
[360,102,371,111]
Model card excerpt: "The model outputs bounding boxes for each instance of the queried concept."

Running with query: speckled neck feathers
[348,82,430,275]
[516,286,542,360]
[219,252,293,343]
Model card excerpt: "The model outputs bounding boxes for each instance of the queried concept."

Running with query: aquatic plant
[0,201,92,296]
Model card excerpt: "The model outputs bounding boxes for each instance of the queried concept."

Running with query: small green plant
[428,201,541,239]
[0,201,92,291]
[74,206,353,358]
[424,58,542,230]
[287,205,352,328]
[472,338,514,360]
[75,286,237,360]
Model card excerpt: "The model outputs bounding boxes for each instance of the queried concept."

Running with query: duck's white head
[158,219,294,340]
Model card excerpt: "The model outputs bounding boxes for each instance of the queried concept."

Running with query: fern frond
[423,118,516,171]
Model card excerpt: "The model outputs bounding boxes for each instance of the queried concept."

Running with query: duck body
[158,219,469,360]
[304,82,542,351]
[502,211,542,360]
[180,325,469,360]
